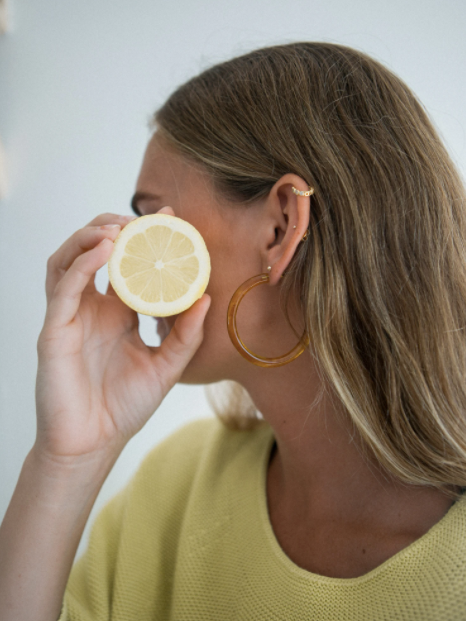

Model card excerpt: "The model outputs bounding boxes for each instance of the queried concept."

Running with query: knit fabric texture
[59,417,466,620]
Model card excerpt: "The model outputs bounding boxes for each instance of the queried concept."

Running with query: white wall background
[1,0,465,561]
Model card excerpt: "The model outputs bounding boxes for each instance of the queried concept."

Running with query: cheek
[204,246,227,300]
[201,226,257,334]
[202,271,234,341]
[206,241,251,298]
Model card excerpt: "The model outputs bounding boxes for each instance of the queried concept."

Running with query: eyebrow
[130,191,160,216]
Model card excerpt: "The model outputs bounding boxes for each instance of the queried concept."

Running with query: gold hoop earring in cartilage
[292,185,315,197]
[292,185,313,240]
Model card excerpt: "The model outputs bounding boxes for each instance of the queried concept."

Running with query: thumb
[151,294,211,385]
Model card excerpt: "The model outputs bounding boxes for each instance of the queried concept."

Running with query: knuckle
[164,350,182,374]
[172,323,192,350]
[52,278,64,297]
[37,327,61,354]
[46,253,57,271]
[149,364,171,397]
[72,227,91,244]
[93,213,111,223]
[45,273,54,294]
[53,273,78,297]
[85,213,109,227]
[96,212,120,224]
[87,212,131,228]
[164,341,192,371]
[74,250,92,270]
[36,328,52,353]
[36,329,44,351]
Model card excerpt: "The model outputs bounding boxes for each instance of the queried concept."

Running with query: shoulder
[63,418,273,619]
[127,416,272,506]
[108,416,273,574]
[140,417,220,471]
[134,416,271,484]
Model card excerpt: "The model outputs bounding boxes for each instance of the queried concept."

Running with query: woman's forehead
[138,133,209,192]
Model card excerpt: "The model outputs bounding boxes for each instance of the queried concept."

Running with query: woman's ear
[263,173,313,286]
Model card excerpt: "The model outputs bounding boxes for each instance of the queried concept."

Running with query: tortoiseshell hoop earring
[226,273,310,368]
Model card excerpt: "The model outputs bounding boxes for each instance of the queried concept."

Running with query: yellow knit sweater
[59,417,466,620]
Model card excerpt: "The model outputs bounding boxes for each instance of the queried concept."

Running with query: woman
[1,41,466,620]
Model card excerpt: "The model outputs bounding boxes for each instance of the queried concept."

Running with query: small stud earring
[267,266,272,271]
[293,225,297,229]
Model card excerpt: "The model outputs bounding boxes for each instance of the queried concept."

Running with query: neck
[235,349,456,533]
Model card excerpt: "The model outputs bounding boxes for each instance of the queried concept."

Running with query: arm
[0,208,211,621]
[0,447,119,621]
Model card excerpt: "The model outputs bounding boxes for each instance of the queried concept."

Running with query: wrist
[24,444,122,508]
[29,441,123,473]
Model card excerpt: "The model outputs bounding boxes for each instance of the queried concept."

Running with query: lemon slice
[108,213,211,316]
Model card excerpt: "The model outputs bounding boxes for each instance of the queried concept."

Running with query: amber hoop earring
[227,273,310,368]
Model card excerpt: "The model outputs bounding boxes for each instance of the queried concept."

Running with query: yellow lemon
[108,213,211,316]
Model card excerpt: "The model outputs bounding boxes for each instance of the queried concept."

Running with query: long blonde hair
[153,42,466,499]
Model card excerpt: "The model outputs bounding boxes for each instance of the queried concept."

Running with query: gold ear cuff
[292,185,315,197]
[292,186,313,240]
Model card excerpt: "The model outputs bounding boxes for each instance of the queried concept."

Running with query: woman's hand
[34,207,211,463]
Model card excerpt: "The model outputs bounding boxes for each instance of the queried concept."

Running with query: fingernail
[101,224,121,230]
[123,215,138,221]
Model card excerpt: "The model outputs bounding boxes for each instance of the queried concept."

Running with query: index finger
[84,213,138,228]
[45,215,137,302]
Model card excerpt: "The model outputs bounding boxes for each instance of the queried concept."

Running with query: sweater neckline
[256,425,466,585]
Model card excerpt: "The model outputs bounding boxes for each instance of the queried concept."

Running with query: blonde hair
[153,42,466,500]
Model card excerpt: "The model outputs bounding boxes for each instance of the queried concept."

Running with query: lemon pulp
[108,214,210,316]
